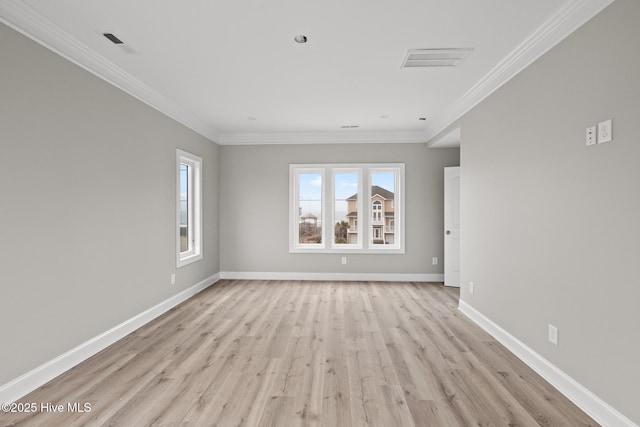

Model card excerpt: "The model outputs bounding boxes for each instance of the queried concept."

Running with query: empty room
[1,0,638,425]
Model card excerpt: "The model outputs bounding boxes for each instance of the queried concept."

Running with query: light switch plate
[597,119,612,144]
[548,324,559,346]
[586,126,596,146]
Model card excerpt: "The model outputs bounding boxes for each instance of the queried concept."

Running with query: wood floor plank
[242,357,282,426]
[1,280,600,426]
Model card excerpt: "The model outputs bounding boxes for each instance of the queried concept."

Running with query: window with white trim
[177,149,202,267]
[372,200,382,222]
[290,163,404,253]
[333,169,361,248]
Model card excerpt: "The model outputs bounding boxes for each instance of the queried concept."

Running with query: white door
[444,167,460,287]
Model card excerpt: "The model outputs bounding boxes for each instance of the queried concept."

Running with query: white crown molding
[427,125,460,148]
[424,0,615,143]
[218,130,428,145]
[1,0,613,147]
[0,0,222,143]
[459,300,638,427]
[220,271,444,282]
[0,273,220,405]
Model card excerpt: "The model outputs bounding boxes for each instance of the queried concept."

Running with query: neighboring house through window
[290,163,404,253]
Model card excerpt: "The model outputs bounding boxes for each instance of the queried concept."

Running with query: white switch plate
[469,282,474,294]
[586,126,596,146]
[548,324,559,346]
[597,119,612,144]
[341,256,347,265]
[432,257,438,265]
[170,273,176,285]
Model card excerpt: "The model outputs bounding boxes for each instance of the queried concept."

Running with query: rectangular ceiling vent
[103,33,124,44]
[401,48,473,68]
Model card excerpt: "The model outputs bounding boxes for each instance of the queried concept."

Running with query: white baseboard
[0,273,220,405]
[458,299,638,427]
[219,271,444,282]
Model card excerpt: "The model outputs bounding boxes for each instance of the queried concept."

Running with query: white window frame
[289,163,404,254]
[331,168,363,250]
[372,200,382,222]
[290,167,326,251]
[368,166,403,250]
[176,149,203,267]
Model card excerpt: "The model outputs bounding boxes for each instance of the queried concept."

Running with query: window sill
[290,248,404,255]
[177,252,203,268]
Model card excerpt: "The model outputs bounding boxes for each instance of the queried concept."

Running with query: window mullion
[357,169,363,248]
[324,169,332,251]
[363,171,371,249]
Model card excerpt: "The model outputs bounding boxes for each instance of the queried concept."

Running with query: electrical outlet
[170,273,176,285]
[341,256,347,265]
[597,119,612,144]
[548,324,559,346]
[586,126,596,146]
[432,257,438,265]
[469,282,474,294]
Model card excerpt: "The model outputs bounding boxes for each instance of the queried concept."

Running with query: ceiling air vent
[103,33,124,44]
[401,48,473,68]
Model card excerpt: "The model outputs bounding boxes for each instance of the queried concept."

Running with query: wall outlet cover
[597,119,612,144]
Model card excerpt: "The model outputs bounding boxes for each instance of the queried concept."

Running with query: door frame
[444,166,460,287]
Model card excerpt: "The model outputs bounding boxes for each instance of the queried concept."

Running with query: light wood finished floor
[3,280,598,426]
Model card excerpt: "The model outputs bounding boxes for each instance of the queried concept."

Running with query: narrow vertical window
[179,164,189,253]
[333,171,361,247]
[177,150,202,267]
[292,168,324,249]
[372,200,382,222]
[370,170,398,247]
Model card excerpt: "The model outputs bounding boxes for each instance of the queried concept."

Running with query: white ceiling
[0,0,612,145]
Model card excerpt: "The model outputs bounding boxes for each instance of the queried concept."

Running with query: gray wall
[0,23,219,385]
[220,143,459,274]
[459,0,640,423]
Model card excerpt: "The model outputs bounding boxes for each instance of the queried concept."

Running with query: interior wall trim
[0,0,613,146]
[0,273,220,405]
[0,0,221,143]
[458,299,638,427]
[424,0,614,143]
[219,271,444,282]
